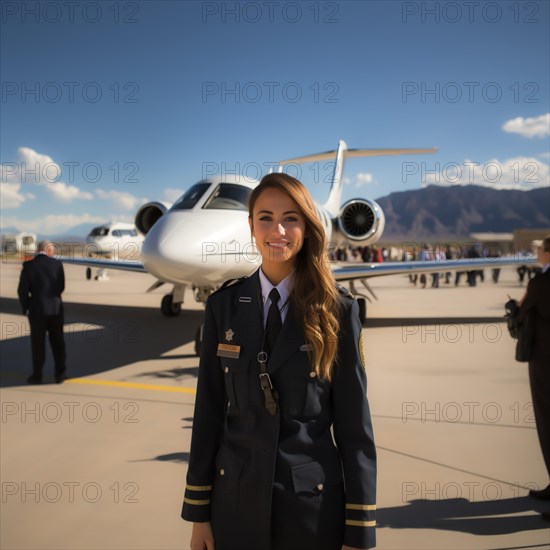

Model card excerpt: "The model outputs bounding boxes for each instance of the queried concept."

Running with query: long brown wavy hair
[248,173,341,380]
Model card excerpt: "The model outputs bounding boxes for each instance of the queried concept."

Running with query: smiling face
[249,187,306,279]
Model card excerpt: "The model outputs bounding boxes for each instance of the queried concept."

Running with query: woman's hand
[190,521,215,550]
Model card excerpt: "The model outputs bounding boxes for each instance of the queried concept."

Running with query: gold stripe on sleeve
[186,484,212,492]
[345,520,377,527]
[346,503,376,511]
[184,497,211,506]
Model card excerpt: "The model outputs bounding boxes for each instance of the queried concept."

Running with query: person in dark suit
[518,236,550,510]
[17,240,66,384]
[181,174,376,550]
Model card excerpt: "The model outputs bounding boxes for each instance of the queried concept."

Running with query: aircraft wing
[56,255,147,273]
[331,256,539,281]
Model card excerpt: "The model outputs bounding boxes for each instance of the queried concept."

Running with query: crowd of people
[330,244,389,263]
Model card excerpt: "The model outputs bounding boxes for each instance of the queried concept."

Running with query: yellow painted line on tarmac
[66,377,196,394]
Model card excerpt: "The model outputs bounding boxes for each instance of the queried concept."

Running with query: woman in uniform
[181,173,376,550]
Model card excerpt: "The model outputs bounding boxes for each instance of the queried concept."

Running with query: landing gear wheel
[161,294,181,317]
[86,267,92,280]
[195,325,203,356]
[357,298,367,325]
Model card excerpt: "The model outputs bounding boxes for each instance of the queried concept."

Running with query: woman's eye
[285,217,298,222]
[259,216,272,222]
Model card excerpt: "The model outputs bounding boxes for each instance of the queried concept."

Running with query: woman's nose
[275,223,285,235]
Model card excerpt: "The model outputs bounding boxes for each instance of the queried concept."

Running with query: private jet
[84,222,144,280]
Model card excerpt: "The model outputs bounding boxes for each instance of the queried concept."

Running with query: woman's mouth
[267,241,289,248]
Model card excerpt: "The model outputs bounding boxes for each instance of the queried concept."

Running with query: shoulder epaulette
[211,276,248,296]
[336,283,354,300]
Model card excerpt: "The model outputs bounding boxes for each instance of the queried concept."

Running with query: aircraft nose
[140,210,255,283]
[141,213,199,277]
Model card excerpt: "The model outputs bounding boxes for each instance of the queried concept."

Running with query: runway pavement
[1,261,549,550]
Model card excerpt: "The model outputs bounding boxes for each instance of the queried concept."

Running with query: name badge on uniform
[300,344,313,352]
[217,343,241,359]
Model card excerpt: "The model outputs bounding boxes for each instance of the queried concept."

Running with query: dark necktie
[266,288,282,354]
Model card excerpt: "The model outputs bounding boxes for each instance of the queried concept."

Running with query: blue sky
[1,0,549,235]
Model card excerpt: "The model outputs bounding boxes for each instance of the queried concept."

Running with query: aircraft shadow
[0,296,203,388]
[377,496,550,537]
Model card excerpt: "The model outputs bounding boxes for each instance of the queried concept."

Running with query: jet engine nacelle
[336,198,385,245]
[135,201,172,235]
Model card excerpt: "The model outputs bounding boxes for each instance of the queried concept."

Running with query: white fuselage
[86,223,144,259]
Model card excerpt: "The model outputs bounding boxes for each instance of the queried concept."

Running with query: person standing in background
[518,237,550,519]
[17,240,67,384]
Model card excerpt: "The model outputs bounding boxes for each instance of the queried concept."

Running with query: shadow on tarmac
[130,451,191,463]
[1,295,511,389]
[0,296,203,387]
[136,365,199,379]
[378,496,550,537]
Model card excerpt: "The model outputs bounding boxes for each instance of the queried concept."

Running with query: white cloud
[422,156,549,191]
[1,147,93,205]
[355,172,374,187]
[0,153,37,208]
[46,181,93,201]
[502,113,550,138]
[17,146,62,183]
[344,172,375,188]
[163,187,183,203]
[1,213,107,234]
[95,189,147,211]
[1,182,29,209]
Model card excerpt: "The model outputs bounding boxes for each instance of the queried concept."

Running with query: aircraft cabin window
[170,183,211,210]
[112,230,121,237]
[203,184,251,211]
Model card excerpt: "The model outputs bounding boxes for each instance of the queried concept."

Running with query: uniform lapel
[232,270,263,356]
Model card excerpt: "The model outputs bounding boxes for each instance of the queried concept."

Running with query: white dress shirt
[258,268,295,327]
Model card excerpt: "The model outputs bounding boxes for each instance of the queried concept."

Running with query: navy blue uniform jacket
[17,254,65,317]
[181,269,376,549]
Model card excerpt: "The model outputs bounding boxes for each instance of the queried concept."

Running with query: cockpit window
[203,184,251,211]
[170,183,211,210]
[90,227,109,237]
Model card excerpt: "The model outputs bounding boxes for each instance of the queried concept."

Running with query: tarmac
[1,261,549,550]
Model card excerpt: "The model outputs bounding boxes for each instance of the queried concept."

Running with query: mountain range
[375,185,549,239]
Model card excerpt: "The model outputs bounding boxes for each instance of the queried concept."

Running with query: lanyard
[257,350,277,416]
[256,290,287,416]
